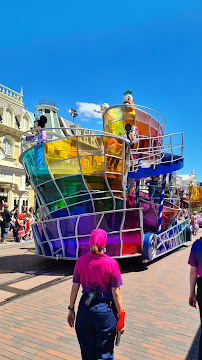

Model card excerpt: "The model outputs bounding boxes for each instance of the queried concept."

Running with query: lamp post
[69,108,78,123]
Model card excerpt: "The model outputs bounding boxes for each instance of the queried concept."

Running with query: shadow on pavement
[0,253,76,277]
[186,326,200,359]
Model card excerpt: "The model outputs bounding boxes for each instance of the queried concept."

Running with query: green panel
[115,198,124,209]
[48,200,66,212]
[31,166,52,186]
[84,174,108,191]
[65,193,90,206]
[38,181,62,203]
[94,198,114,212]
[56,175,88,197]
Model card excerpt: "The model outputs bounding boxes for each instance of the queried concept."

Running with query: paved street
[0,230,202,360]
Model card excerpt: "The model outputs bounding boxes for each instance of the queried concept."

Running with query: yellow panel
[106,107,123,124]
[77,135,104,156]
[80,156,104,174]
[45,138,77,164]
[104,107,125,135]
[104,136,123,158]
[105,157,122,173]
[48,158,80,178]
[123,106,136,121]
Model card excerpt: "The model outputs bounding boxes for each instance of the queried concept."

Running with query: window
[5,109,12,126]
[45,109,50,113]
[15,116,20,129]
[0,115,2,123]
[2,139,11,156]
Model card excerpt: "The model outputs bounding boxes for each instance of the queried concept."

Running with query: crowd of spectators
[0,203,40,244]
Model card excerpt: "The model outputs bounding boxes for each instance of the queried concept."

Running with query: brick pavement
[0,230,202,360]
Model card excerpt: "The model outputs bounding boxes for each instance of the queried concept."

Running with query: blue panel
[23,145,45,173]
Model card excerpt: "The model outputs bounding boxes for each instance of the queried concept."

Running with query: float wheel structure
[142,233,157,260]
[186,225,193,242]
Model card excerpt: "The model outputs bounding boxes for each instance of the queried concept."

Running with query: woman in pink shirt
[67,229,125,360]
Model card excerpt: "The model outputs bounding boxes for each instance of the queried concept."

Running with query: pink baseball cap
[89,229,107,249]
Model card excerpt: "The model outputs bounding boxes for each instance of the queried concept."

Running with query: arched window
[5,109,12,126]
[2,138,11,156]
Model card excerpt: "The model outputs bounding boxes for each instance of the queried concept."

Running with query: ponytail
[90,245,99,254]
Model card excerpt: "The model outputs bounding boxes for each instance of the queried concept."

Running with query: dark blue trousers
[75,294,117,360]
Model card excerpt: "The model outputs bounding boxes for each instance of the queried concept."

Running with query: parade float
[20,91,192,261]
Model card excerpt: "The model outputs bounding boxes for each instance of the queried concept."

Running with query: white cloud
[97,120,102,125]
[76,102,102,119]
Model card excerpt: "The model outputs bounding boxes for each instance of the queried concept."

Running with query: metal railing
[130,132,184,171]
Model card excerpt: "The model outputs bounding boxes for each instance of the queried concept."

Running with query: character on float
[24,115,47,145]
[94,102,109,115]
[123,124,139,149]
[123,90,136,121]
[33,115,47,145]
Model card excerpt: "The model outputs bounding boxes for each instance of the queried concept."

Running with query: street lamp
[69,108,78,123]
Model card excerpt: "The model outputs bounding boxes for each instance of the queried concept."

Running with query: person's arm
[189,266,197,308]
[0,206,4,213]
[67,283,80,327]
[112,287,125,334]
[112,287,123,316]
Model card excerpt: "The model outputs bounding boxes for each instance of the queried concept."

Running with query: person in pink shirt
[67,229,125,360]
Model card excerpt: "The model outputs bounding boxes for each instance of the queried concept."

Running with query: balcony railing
[0,84,23,104]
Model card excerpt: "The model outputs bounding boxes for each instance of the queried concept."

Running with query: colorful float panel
[32,209,143,259]
[22,134,130,219]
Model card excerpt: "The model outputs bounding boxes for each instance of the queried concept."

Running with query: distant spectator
[25,213,32,241]
[188,236,202,359]
[190,211,199,236]
[0,203,16,243]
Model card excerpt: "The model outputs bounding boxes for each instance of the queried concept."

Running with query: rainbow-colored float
[20,92,191,260]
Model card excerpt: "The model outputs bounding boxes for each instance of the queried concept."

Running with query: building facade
[0,84,34,212]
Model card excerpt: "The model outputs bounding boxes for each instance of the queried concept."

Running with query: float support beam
[136,180,140,208]
[169,173,173,204]
[157,174,167,234]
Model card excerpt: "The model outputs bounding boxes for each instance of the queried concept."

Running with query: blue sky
[1,0,202,180]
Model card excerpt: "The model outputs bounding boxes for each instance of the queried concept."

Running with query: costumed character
[123,90,136,121]
[123,124,139,149]
[94,102,109,115]
[33,115,47,145]
[24,115,47,145]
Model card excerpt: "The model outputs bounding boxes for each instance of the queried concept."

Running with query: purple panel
[77,214,102,236]
[60,217,77,238]
[33,231,43,255]
[63,239,77,258]
[122,210,140,230]
[78,236,90,257]
[35,224,47,243]
[100,212,124,233]
[105,233,121,257]
[49,240,63,255]
[41,242,52,256]
[45,221,59,240]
